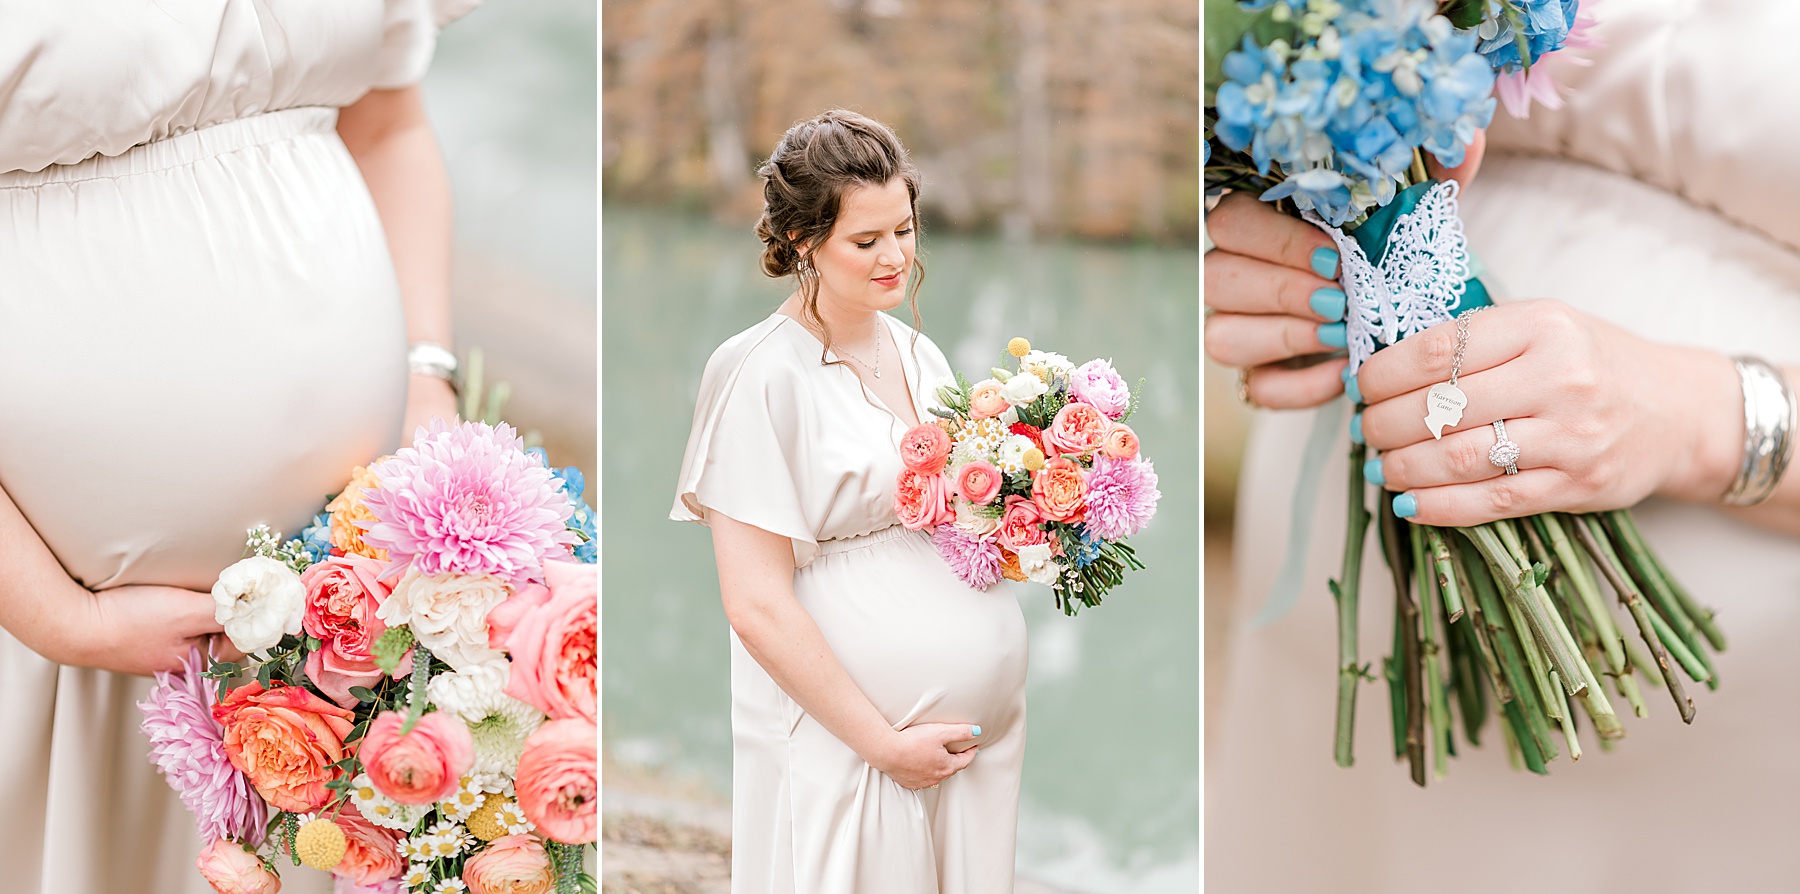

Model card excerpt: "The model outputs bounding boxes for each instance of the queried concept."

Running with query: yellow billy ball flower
[295,818,348,872]
[466,794,510,841]
[1007,337,1031,358]
[1022,448,1047,472]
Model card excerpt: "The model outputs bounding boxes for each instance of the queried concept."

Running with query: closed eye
[856,227,914,249]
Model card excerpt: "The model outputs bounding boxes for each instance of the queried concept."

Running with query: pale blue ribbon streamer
[1250,396,1349,627]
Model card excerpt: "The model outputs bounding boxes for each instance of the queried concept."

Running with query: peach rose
[462,835,556,894]
[301,555,410,707]
[357,711,475,806]
[898,424,953,474]
[486,559,597,722]
[1042,402,1109,458]
[1031,456,1088,523]
[893,469,955,530]
[955,461,1004,506]
[967,380,1009,419]
[515,719,597,845]
[214,682,355,813]
[197,838,282,894]
[330,805,406,886]
[997,495,1048,549]
[1101,422,1140,459]
[327,465,388,561]
[998,548,1027,582]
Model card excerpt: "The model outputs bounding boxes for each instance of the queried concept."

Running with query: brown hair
[755,110,925,363]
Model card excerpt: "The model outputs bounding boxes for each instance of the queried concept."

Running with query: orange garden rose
[327,464,389,561]
[196,838,282,894]
[462,834,556,894]
[213,682,355,813]
[1031,456,1088,523]
[1101,422,1140,459]
[357,711,475,806]
[893,468,955,530]
[897,423,953,474]
[967,380,1009,418]
[515,719,597,845]
[1042,402,1110,458]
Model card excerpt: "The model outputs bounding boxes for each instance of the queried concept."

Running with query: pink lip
[874,271,903,287]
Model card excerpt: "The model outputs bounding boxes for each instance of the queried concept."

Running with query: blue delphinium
[1475,0,1576,73]
[1072,529,1106,570]
[530,447,598,564]
[1211,0,1495,226]
[297,510,334,564]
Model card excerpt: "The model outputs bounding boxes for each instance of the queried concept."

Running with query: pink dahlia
[930,525,1005,590]
[1082,455,1161,541]
[138,649,268,845]
[1496,1,1603,119]
[362,420,576,586]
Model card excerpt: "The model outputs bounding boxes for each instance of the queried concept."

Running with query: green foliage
[373,626,417,675]
[399,646,433,735]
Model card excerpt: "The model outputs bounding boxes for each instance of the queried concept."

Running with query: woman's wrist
[1656,347,1746,504]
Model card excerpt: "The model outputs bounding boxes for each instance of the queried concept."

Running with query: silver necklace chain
[836,321,882,379]
[1448,307,1483,387]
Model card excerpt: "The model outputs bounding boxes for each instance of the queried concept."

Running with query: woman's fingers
[1208,191,1341,277]
[1369,416,1558,492]
[1205,311,1340,369]
[1204,250,1345,321]
[1354,301,1543,408]
[1360,361,1541,451]
[1391,468,1580,528]
[1241,357,1349,410]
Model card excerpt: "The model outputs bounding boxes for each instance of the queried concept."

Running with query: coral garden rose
[893,468,955,531]
[486,559,598,723]
[214,682,355,813]
[196,838,282,894]
[955,460,1004,505]
[898,423,953,474]
[515,718,598,844]
[967,379,1009,419]
[997,495,1049,549]
[213,556,306,655]
[1032,456,1088,523]
[461,834,556,894]
[377,570,512,671]
[1043,402,1109,458]
[327,464,388,561]
[1101,422,1140,459]
[330,804,407,886]
[1068,358,1132,420]
[301,555,409,707]
[358,710,475,806]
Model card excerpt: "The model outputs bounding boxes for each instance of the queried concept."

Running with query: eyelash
[856,227,913,249]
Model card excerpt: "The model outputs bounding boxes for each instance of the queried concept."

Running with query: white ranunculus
[953,499,1002,538]
[998,406,1020,427]
[1015,543,1061,585]
[377,570,511,670]
[1000,370,1048,406]
[994,435,1033,472]
[1022,349,1075,378]
[211,556,305,654]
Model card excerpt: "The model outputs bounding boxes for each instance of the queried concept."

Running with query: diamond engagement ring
[1489,420,1521,475]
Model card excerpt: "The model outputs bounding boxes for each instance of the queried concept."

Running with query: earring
[797,257,813,277]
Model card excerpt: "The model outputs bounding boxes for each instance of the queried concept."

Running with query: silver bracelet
[1723,356,1797,506]
[407,342,461,395]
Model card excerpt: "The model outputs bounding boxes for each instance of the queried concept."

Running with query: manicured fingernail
[1393,493,1418,519]
[971,726,982,737]
[1349,412,1364,444]
[1318,322,1347,349]
[1311,246,1339,280]
[1364,457,1384,487]
[1342,368,1362,404]
[1309,287,1346,322]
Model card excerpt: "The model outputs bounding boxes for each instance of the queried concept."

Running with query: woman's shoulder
[696,313,817,404]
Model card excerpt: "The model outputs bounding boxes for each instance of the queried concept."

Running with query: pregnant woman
[0,2,473,892]
[672,110,1028,893]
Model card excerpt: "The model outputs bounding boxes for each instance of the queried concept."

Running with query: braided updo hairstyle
[755,110,925,363]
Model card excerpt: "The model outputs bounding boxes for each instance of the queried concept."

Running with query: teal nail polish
[1363,457,1384,487]
[1318,322,1347,349]
[1309,287,1346,322]
[971,726,983,737]
[1394,493,1418,519]
[1350,412,1364,444]
[1311,246,1339,280]
[1343,369,1362,404]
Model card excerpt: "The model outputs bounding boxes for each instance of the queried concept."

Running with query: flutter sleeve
[374,0,483,89]
[671,328,824,569]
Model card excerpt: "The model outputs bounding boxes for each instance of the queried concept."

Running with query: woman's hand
[1354,299,1743,527]
[871,723,981,791]
[402,372,459,440]
[47,585,231,677]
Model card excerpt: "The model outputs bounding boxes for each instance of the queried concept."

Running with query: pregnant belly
[0,109,407,591]
[795,527,1030,743]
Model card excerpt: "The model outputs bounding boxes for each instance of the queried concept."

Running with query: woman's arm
[337,86,460,435]
[709,512,979,790]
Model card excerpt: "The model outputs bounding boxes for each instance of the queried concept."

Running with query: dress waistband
[0,106,340,188]
[815,524,917,556]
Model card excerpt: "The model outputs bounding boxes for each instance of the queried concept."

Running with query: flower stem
[1380,508,1427,786]
[1572,515,1696,723]
[1412,524,1452,779]
[1333,440,1372,768]
[1607,510,1728,653]
[1425,527,1465,622]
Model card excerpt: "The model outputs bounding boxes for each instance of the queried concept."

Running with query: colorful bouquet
[1205,0,1721,786]
[140,419,598,894]
[893,337,1160,615]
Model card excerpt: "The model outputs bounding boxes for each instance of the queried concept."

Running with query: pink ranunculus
[487,560,597,722]
[967,380,1009,419]
[333,880,404,894]
[893,469,955,531]
[1101,422,1140,459]
[357,711,475,806]
[897,424,953,474]
[196,838,282,894]
[997,495,1048,549]
[1067,358,1132,420]
[330,804,407,886]
[301,555,410,707]
[955,461,1004,505]
[462,834,556,894]
[515,719,597,845]
[1043,402,1110,458]
[213,682,355,813]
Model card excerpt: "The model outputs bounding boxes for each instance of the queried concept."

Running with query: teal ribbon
[1252,179,1492,627]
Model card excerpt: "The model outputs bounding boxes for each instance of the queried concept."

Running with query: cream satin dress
[0,2,474,892]
[673,312,1029,894]
[1209,2,1800,891]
